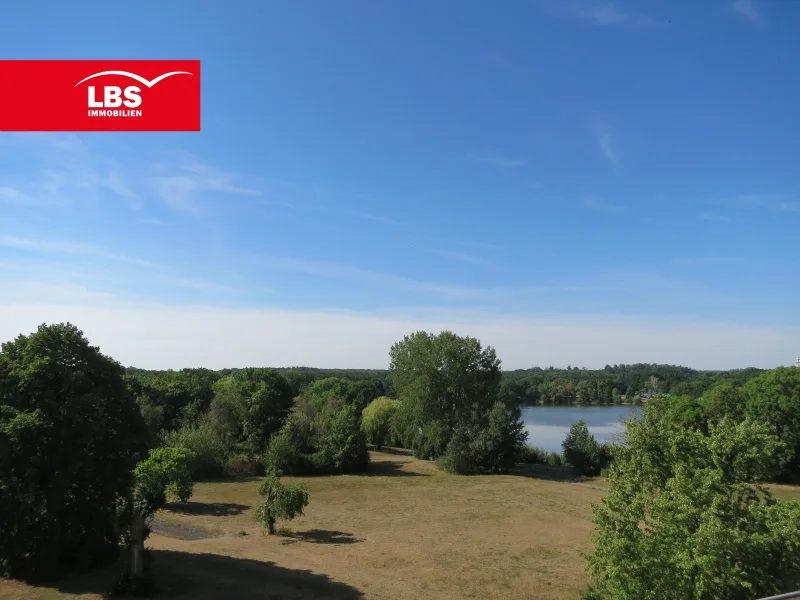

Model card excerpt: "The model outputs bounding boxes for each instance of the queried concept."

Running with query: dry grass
[5,452,797,599]
[0,451,605,600]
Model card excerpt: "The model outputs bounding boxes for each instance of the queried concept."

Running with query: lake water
[521,405,643,452]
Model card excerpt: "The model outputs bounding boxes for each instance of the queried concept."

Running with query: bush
[162,422,227,479]
[438,427,480,475]
[519,445,565,466]
[264,405,369,476]
[562,420,610,476]
[224,453,262,477]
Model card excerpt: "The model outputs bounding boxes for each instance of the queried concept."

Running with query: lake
[521,405,643,453]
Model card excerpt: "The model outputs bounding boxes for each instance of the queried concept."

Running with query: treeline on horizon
[123,362,767,408]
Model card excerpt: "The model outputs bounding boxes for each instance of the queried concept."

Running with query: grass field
[1,451,797,600]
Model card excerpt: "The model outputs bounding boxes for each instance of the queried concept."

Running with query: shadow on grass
[165,501,250,517]
[371,446,413,456]
[37,549,365,599]
[511,464,606,488]
[364,460,430,477]
[279,529,362,546]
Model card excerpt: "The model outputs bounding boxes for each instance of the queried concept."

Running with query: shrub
[224,453,262,477]
[438,427,479,475]
[562,420,610,476]
[519,445,565,466]
[255,472,309,535]
[361,396,400,449]
[162,422,227,479]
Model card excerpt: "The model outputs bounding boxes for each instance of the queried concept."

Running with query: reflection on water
[521,405,643,453]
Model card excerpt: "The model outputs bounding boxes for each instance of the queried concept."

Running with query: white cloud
[160,277,235,292]
[733,0,761,23]
[0,303,794,370]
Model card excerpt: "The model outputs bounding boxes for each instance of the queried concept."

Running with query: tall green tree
[0,323,146,581]
[388,330,501,458]
[230,368,294,454]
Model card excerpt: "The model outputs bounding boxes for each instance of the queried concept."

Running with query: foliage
[265,404,370,475]
[562,420,611,477]
[389,330,501,459]
[742,367,800,481]
[0,323,146,581]
[518,445,565,466]
[232,368,294,455]
[439,402,528,475]
[361,396,400,449]
[132,446,195,517]
[161,421,227,479]
[316,403,370,473]
[586,406,800,599]
[255,471,310,534]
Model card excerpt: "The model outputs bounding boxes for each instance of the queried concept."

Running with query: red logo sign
[0,60,200,131]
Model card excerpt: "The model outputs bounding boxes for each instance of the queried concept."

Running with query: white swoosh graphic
[74,70,192,88]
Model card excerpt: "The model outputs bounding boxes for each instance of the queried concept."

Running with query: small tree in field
[255,471,309,535]
[361,396,399,450]
[129,446,195,577]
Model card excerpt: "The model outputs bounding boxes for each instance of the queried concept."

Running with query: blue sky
[1,0,798,369]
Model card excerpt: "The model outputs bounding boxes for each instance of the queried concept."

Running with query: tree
[361,396,399,450]
[255,471,309,535]
[742,367,800,481]
[317,404,369,473]
[129,446,195,577]
[562,420,609,476]
[586,408,800,599]
[229,369,294,455]
[0,323,146,581]
[388,331,501,458]
[475,401,528,473]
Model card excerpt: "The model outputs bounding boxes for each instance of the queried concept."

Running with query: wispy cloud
[727,193,798,213]
[449,240,505,252]
[545,1,656,28]
[733,0,761,23]
[700,212,731,223]
[669,257,743,266]
[152,157,260,214]
[261,199,397,226]
[138,217,166,226]
[433,250,492,265]
[0,234,162,269]
[583,198,626,214]
[0,134,140,209]
[468,154,524,168]
[594,125,619,167]
[160,277,235,292]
